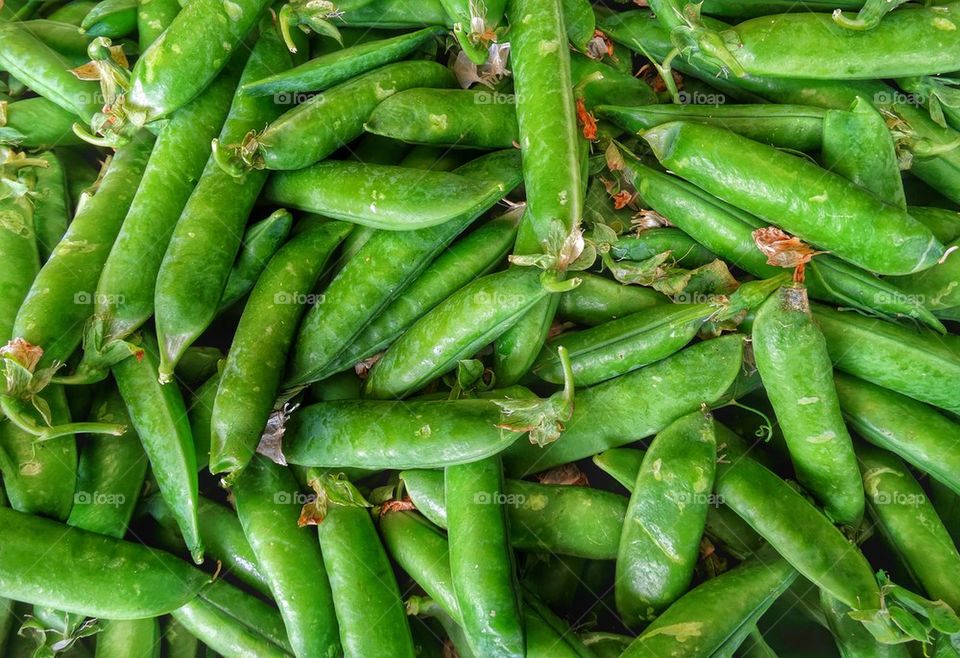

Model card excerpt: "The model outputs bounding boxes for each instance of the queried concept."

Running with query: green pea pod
[95,618,160,658]
[187,372,217,471]
[284,150,522,387]
[174,347,222,390]
[12,19,96,61]
[302,472,415,658]
[160,617,199,658]
[401,469,627,559]
[562,0,596,51]
[570,54,657,109]
[598,103,827,151]
[31,152,70,264]
[46,1,98,25]
[170,599,290,658]
[264,149,520,230]
[154,23,297,380]
[643,121,943,276]
[232,456,339,658]
[558,272,666,326]
[504,334,744,475]
[366,88,519,149]
[216,210,294,313]
[909,206,960,245]
[137,0,181,49]
[821,592,910,658]
[612,228,718,269]
[198,579,292,653]
[322,209,520,377]
[235,60,454,171]
[822,96,906,208]
[752,285,864,527]
[113,332,202,563]
[365,267,552,399]
[65,387,147,537]
[714,453,882,614]
[80,0,137,37]
[0,156,41,342]
[0,506,207,618]
[0,97,85,149]
[211,220,351,476]
[890,237,960,311]
[332,0,450,27]
[622,552,796,658]
[445,457,523,657]
[812,302,960,415]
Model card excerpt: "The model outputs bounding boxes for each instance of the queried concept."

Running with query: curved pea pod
[231,457,340,658]
[834,373,960,496]
[401,469,627,559]
[364,268,552,399]
[137,0,181,49]
[857,443,960,610]
[612,228,718,269]
[569,54,657,109]
[284,151,523,387]
[890,239,960,311]
[264,149,519,230]
[321,210,520,377]
[821,592,911,658]
[242,26,445,96]
[910,206,960,244]
[113,332,202,563]
[599,103,827,151]
[9,19,95,60]
[558,272,666,326]
[644,121,943,276]
[0,506,207,618]
[0,159,41,342]
[504,334,744,475]
[170,599,289,658]
[210,220,350,476]
[30,152,70,264]
[365,88,519,149]
[80,0,137,37]
[752,285,864,527]
[812,302,960,415]
[0,98,84,149]
[95,618,160,658]
[333,0,450,27]
[65,387,147,537]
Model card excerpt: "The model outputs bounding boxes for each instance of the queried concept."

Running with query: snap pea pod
[752,284,864,527]
[599,103,828,151]
[910,206,960,244]
[812,302,960,415]
[446,457,523,657]
[569,53,658,109]
[504,334,744,475]
[821,592,911,658]
[137,0,180,49]
[65,387,147,537]
[0,97,84,149]
[284,150,522,387]
[154,23,296,380]
[242,26,444,96]
[558,272,666,326]
[210,220,351,476]
[46,1,97,24]
[170,599,290,658]
[113,332,201,563]
[365,267,552,399]
[235,60,454,171]
[95,618,160,658]
[15,19,94,60]
[79,0,137,37]
[232,456,339,658]
[264,149,519,230]
[644,121,943,276]
[320,209,520,378]
[186,372,217,471]
[890,238,960,311]
[0,154,40,342]
[0,506,207,618]
[622,553,796,658]
[198,577,292,653]
[834,372,960,496]
[858,443,960,610]
[400,469,627,559]
[216,207,294,312]
[332,0,450,27]
[30,151,69,263]
[365,88,519,149]
[612,228,718,269]
[121,0,273,127]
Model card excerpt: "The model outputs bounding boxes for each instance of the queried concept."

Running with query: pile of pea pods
[3,0,960,655]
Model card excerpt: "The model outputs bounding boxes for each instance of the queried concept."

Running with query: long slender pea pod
[231,60,454,172]
[231,456,339,658]
[186,372,217,471]
[284,150,522,387]
[263,149,519,230]
[643,121,943,276]
[30,152,70,263]
[821,592,911,658]
[321,210,520,378]
[210,220,351,477]
[0,153,41,342]
[170,599,290,658]
[95,618,160,658]
[241,26,445,96]
[812,302,960,415]
[508,0,583,267]
[611,228,718,268]
[137,0,180,49]
[364,267,554,399]
[332,0,450,27]
[504,334,744,475]
[46,1,98,24]
[752,284,864,527]
[198,579,292,653]
[558,272,666,326]
[0,506,207,618]
[154,23,296,381]
[857,444,960,610]
[616,410,716,626]
[834,373,960,496]
[216,209,294,313]
[400,469,627,559]
[80,0,137,38]
[598,103,827,151]
[445,457,523,657]
[112,332,201,563]
[0,97,85,149]
[65,387,147,537]
[301,472,415,658]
